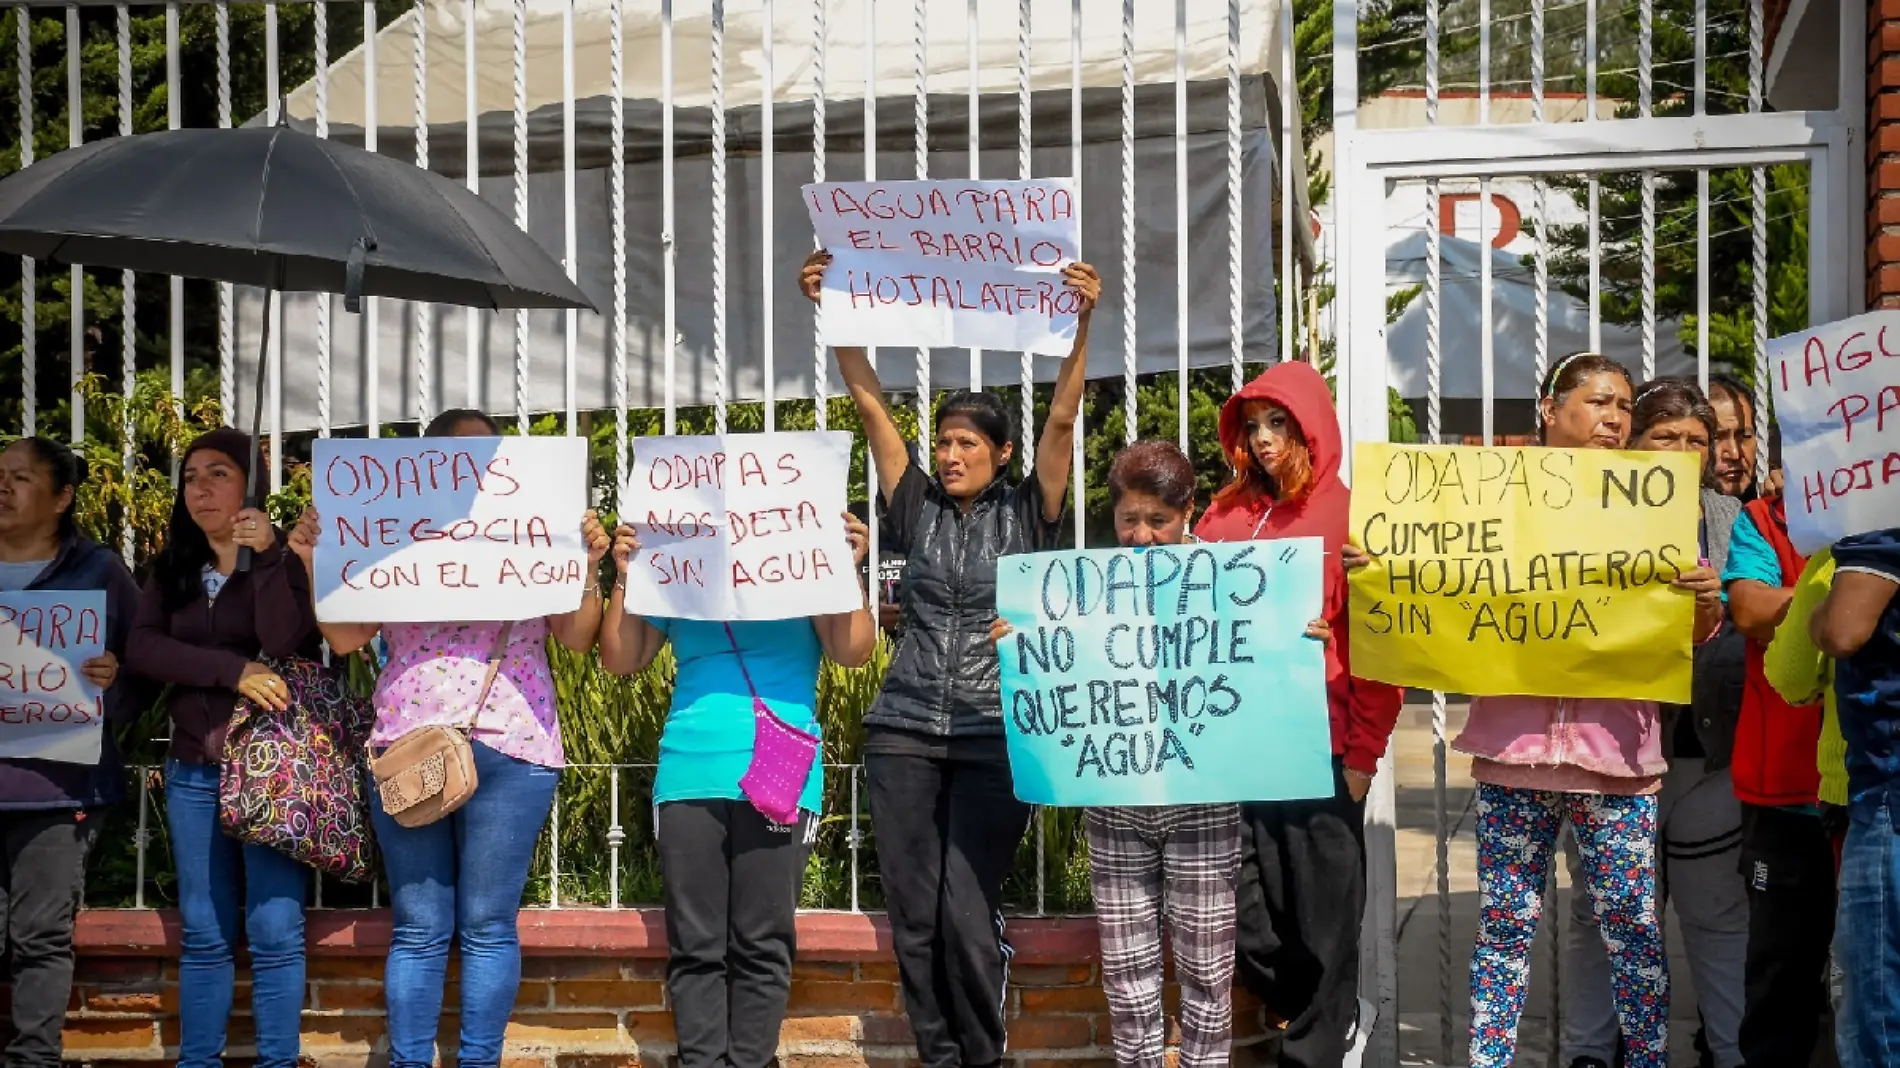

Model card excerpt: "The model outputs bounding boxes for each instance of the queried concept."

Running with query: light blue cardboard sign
[996,538,1335,807]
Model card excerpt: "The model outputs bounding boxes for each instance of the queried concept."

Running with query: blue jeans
[370,740,557,1068]
[1837,800,1900,1068]
[165,759,308,1068]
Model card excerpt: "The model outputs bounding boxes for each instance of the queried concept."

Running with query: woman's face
[181,449,247,539]
[1540,372,1632,450]
[1241,401,1303,476]
[0,444,70,544]
[1708,391,1756,496]
[1113,490,1192,548]
[1633,416,1712,468]
[935,414,1010,500]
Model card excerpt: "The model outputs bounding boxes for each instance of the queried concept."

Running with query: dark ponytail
[12,437,86,543]
[424,409,502,437]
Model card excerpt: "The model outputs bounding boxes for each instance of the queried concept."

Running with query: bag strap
[720,622,762,703]
[459,620,517,731]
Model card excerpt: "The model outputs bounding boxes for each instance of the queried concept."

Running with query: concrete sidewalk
[1388,702,1708,1068]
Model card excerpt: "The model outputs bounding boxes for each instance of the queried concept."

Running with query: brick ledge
[75,908,1101,962]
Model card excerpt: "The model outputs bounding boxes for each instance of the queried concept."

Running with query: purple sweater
[125,536,319,764]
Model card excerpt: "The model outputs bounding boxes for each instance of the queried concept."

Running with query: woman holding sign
[1193,360,1404,1068]
[1558,378,1748,1068]
[1432,354,1721,1068]
[598,513,876,1068]
[286,409,612,1068]
[990,440,1333,1068]
[0,437,144,1068]
[799,251,1099,1068]
[127,428,321,1068]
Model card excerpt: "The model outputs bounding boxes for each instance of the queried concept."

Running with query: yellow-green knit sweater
[1765,548,1850,807]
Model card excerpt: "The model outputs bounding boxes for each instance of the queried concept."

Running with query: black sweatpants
[656,799,816,1068]
[1735,803,1836,1068]
[866,751,1031,1068]
[0,809,99,1068]
[1233,759,1366,1068]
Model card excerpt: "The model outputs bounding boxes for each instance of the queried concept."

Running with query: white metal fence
[6,0,1871,1064]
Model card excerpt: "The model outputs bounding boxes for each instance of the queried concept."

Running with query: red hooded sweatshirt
[1192,362,1404,776]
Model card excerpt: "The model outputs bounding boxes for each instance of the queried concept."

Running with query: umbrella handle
[234,285,277,575]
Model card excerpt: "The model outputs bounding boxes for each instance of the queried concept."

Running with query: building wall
[49,910,1276,1067]
[1871,0,1900,307]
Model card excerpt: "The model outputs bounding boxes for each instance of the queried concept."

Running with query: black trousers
[866,752,1031,1068]
[0,809,98,1068]
[1736,803,1836,1068]
[1233,759,1366,1068]
[657,799,816,1068]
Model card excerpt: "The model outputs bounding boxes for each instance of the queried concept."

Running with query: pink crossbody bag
[723,623,820,826]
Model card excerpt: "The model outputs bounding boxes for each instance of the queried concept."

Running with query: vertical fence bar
[968,0,981,391]
[216,4,233,424]
[510,0,527,433]
[663,0,677,433]
[549,790,561,907]
[17,7,34,438]
[1278,0,1294,367]
[66,6,82,445]
[167,4,183,443]
[914,0,930,450]
[1228,0,1243,385]
[466,0,480,407]
[608,768,623,908]
[1173,0,1188,453]
[1423,0,1451,1051]
[134,767,151,909]
[1018,0,1036,465]
[1641,0,1656,382]
[1749,0,1768,473]
[1585,0,1599,352]
[1698,168,1711,388]
[1695,0,1707,115]
[1070,0,1084,547]
[563,0,578,436]
[1532,0,1548,387]
[1120,0,1136,445]
[763,0,777,433]
[864,0,879,573]
[414,0,434,430]
[316,1,333,439]
[611,0,627,487]
[849,766,861,913]
[813,0,828,430]
[365,1,381,435]
[118,3,136,558]
[1480,176,1494,445]
[712,0,728,433]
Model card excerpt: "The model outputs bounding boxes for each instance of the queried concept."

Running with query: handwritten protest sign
[620,432,862,621]
[1768,311,1900,553]
[311,437,589,623]
[804,179,1083,355]
[995,540,1335,807]
[1347,443,1699,702]
[0,591,106,764]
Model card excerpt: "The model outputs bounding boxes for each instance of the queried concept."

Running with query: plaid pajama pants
[1085,803,1244,1068]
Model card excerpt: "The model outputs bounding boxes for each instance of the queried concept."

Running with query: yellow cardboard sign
[1347,443,1699,703]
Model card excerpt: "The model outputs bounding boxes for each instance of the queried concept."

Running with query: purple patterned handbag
[725,623,820,827]
[219,655,379,883]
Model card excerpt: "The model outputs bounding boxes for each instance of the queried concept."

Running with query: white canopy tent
[243,0,1308,433]
[1383,228,1695,405]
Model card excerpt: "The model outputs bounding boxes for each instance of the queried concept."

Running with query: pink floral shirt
[370,618,564,769]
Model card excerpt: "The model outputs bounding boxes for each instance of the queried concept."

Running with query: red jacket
[1192,362,1404,775]
[1729,496,1823,808]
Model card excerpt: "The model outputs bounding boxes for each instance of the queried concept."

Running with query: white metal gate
[1327,0,1864,1061]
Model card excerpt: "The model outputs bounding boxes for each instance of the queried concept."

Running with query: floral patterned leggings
[1469,783,1668,1068]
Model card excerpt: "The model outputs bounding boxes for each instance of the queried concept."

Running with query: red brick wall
[1870,0,1900,306]
[46,910,1277,1067]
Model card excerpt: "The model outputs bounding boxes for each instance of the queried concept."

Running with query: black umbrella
[0,122,594,568]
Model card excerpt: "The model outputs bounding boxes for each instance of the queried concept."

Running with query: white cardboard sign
[1768,311,1900,553]
[311,437,590,622]
[620,432,863,621]
[0,591,107,765]
[803,178,1083,355]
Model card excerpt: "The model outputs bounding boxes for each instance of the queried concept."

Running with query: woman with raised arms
[799,250,1099,1068]
[992,440,1330,1068]
[1192,360,1404,1068]
[598,509,877,1068]
[286,409,611,1068]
